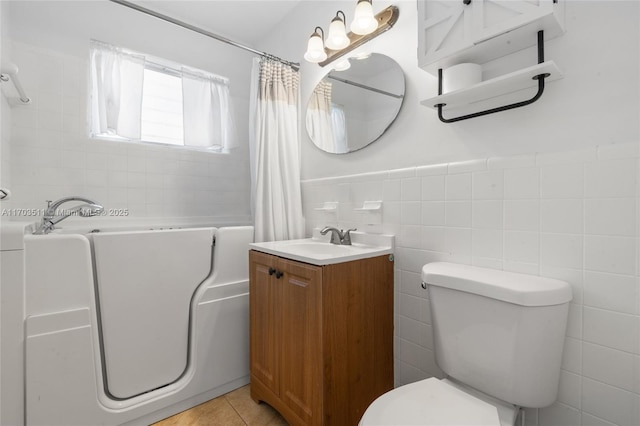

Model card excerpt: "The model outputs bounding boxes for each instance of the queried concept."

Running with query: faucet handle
[342,228,357,245]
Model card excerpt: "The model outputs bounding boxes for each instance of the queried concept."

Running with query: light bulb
[350,0,377,35]
[325,12,350,50]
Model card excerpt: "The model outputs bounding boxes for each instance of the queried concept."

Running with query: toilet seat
[359,378,510,426]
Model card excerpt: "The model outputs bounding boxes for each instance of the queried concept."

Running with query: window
[89,40,236,151]
[140,67,184,146]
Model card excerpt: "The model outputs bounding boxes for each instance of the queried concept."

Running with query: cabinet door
[278,258,323,426]
[418,0,559,70]
[249,251,280,394]
[418,0,475,68]
[472,0,556,44]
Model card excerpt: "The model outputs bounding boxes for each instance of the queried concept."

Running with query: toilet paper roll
[443,63,482,93]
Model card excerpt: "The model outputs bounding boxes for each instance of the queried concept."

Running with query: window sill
[90,134,231,155]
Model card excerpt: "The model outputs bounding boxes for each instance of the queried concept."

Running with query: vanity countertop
[249,230,394,266]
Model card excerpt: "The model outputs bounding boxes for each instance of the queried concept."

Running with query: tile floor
[152,385,288,426]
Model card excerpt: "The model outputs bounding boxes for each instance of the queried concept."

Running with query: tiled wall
[301,142,640,426]
[1,40,251,223]
[1,92,11,211]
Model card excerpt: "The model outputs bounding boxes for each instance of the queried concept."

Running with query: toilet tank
[422,262,572,408]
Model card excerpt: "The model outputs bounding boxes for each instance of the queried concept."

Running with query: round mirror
[305,53,405,154]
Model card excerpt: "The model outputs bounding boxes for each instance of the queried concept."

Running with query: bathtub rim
[11,214,252,237]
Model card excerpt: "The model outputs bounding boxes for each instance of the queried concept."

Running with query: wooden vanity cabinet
[249,249,394,426]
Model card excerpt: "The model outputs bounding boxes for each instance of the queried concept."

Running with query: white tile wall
[540,163,584,199]
[302,141,640,426]
[422,175,446,200]
[539,402,582,426]
[445,173,472,200]
[472,170,504,200]
[584,271,638,314]
[585,236,637,276]
[581,378,640,426]
[2,40,251,223]
[505,199,540,231]
[0,90,12,221]
[582,342,636,392]
[505,168,540,199]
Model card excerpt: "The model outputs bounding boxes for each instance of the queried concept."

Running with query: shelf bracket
[436,30,550,123]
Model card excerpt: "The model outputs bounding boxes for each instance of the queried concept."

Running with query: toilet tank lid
[422,262,572,306]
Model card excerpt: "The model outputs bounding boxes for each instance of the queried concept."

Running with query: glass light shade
[304,33,327,63]
[325,18,350,50]
[333,59,351,71]
[350,0,378,35]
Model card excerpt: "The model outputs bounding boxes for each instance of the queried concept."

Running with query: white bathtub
[1,222,254,425]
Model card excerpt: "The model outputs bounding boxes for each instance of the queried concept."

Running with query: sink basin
[283,242,357,256]
[249,233,394,266]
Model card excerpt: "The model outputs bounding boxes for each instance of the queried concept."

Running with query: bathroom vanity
[248,234,394,426]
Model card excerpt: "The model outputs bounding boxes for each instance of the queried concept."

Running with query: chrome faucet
[320,226,357,245]
[33,196,104,234]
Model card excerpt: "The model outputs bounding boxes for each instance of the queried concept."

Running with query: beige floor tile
[153,395,246,426]
[225,385,288,426]
[152,385,288,426]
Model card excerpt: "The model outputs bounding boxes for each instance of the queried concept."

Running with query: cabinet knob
[275,271,283,279]
[268,267,276,276]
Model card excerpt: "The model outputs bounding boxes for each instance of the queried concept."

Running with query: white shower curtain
[250,58,305,242]
[306,81,335,152]
[331,103,349,153]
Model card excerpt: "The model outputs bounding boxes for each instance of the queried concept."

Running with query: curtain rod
[328,75,404,99]
[109,0,300,71]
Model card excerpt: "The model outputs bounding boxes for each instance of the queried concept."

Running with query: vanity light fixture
[326,11,350,50]
[304,27,327,63]
[303,3,399,67]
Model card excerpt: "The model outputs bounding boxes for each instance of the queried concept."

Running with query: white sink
[249,230,394,266]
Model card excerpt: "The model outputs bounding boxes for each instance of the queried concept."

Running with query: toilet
[360,262,572,426]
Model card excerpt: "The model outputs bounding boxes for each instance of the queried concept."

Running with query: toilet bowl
[360,262,572,426]
[360,377,517,426]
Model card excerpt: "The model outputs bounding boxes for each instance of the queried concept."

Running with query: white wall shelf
[421,60,562,110]
[314,202,338,212]
[421,30,563,123]
[416,0,566,124]
[354,201,382,212]
[354,201,382,225]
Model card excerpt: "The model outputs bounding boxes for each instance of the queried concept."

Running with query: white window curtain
[89,40,145,140]
[90,41,236,151]
[249,58,305,243]
[305,81,335,152]
[182,70,237,151]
